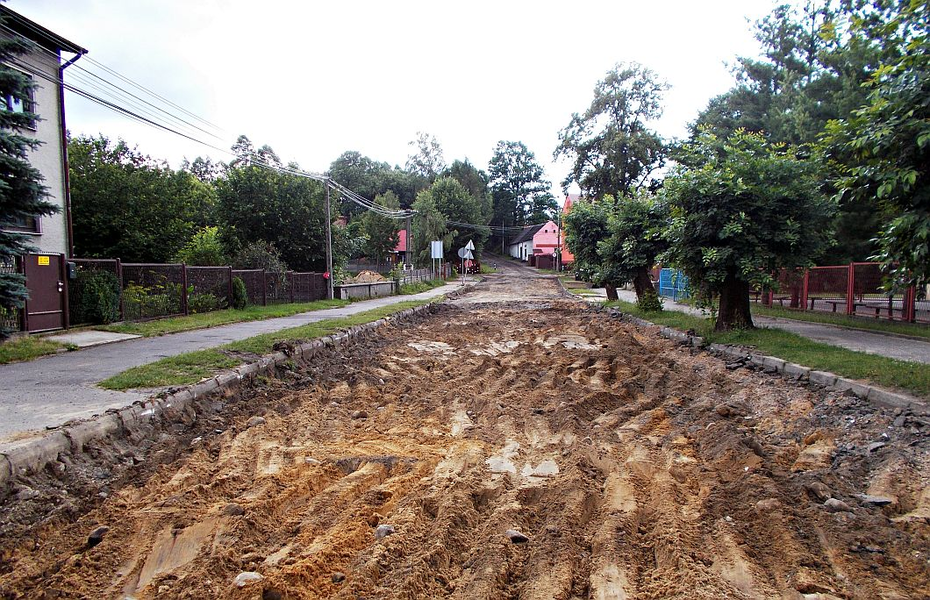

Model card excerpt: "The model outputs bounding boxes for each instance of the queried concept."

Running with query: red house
[560,194,578,265]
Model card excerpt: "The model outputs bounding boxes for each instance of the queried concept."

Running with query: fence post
[227,266,233,308]
[905,285,917,322]
[261,270,267,306]
[60,253,70,330]
[181,264,189,315]
[801,269,813,310]
[846,263,855,315]
[116,258,124,321]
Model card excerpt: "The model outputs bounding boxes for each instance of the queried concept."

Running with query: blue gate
[658,268,690,301]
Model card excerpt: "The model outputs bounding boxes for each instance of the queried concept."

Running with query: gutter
[58,49,86,258]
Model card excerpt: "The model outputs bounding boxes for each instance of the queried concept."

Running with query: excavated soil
[0,271,928,599]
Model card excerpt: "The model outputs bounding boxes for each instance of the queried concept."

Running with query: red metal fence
[755,262,927,323]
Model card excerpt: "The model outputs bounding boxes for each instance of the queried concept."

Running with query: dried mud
[0,272,928,599]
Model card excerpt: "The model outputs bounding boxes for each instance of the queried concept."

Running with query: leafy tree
[181,156,222,183]
[174,226,226,265]
[488,141,555,231]
[563,197,617,300]
[663,130,834,330]
[445,159,493,224]
[598,193,669,310]
[405,132,446,180]
[426,177,489,254]
[555,63,668,199]
[69,135,214,262]
[360,191,401,270]
[824,0,930,288]
[410,189,449,267]
[0,30,57,337]
[217,144,328,272]
[232,240,287,273]
[328,150,427,213]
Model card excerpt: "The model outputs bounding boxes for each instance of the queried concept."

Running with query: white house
[0,6,86,257]
[507,224,543,261]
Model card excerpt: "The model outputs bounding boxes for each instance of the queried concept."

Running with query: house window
[4,214,40,233]
[1,72,37,129]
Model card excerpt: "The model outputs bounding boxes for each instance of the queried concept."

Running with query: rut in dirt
[0,271,927,599]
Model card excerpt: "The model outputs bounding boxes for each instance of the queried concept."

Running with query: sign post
[430,240,444,280]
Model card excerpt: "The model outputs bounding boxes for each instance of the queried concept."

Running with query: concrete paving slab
[45,330,140,348]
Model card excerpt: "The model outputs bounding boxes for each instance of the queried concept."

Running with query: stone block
[866,387,911,411]
[64,415,122,453]
[809,371,838,387]
[762,356,786,372]
[783,363,810,380]
[6,432,70,476]
[834,378,870,399]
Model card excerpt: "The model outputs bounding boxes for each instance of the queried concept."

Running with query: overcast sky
[13,0,786,201]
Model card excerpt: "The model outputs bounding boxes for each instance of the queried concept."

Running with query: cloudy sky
[13,0,785,199]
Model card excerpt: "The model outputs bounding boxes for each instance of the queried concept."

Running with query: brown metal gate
[23,253,68,332]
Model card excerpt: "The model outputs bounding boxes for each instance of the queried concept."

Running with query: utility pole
[405,216,412,269]
[501,222,505,255]
[324,179,334,300]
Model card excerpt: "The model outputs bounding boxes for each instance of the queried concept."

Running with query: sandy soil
[0,271,928,599]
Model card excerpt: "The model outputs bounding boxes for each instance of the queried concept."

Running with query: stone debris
[506,529,529,544]
[375,524,395,540]
[86,526,109,548]
[233,572,263,587]
[246,416,266,428]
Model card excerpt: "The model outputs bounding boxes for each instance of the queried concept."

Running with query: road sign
[457,248,473,260]
[431,240,444,259]
[465,240,475,251]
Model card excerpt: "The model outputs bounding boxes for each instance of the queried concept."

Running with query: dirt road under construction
[1,264,928,599]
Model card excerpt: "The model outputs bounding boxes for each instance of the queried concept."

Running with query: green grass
[479,264,498,274]
[100,298,437,391]
[606,299,930,398]
[0,336,71,364]
[399,279,447,295]
[96,299,349,337]
[750,304,930,340]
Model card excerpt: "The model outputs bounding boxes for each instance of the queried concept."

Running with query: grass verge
[96,299,349,337]
[606,299,930,398]
[750,304,930,340]
[0,336,71,364]
[100,298,437,391]
[399,279,447,295]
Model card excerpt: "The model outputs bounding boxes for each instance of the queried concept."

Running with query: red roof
[394,229,407,252]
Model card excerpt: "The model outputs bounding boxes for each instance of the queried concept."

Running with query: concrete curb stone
[5,431,70,478]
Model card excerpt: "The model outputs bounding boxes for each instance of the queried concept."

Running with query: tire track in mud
[0,280,927,599]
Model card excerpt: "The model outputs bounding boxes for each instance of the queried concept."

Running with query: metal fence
[67,258,329,325]
[659,268,690,301]
[1,256,22,332]
[755,262,926,323]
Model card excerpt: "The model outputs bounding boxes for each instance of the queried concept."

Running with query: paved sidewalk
[606,289,930,365]
[0,283,463,444]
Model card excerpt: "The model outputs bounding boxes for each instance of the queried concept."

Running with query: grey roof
[0,6,87,55]
[508,224,544,246]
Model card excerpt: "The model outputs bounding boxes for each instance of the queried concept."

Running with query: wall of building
[508,241,533,260]
[531,221,559,256]
[1,42,68,256]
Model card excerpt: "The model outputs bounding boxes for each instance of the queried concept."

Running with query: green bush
[231,276,248,309]
[70,270,121,324]
[122,281,182,320]
[174,226,226,266]
[188,292,222,314]
[635,289,664,313]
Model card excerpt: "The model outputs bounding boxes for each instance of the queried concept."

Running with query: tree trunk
[605,284,619,301]
[716,272,754,331]
[632,268,654,302]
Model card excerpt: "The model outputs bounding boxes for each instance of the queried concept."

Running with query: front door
[23,253,65,332]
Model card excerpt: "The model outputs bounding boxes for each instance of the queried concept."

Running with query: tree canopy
[662,130,834,330]
[555,63,668,199]
[489,141,556,230]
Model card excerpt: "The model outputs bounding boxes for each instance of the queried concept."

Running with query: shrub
[233,241,287,273]
[188,292,222,314]
[635,290,663,313]
[175,226,226,266]
[231,276,248,309]
[70,270,121,324]
[122,281,182,320]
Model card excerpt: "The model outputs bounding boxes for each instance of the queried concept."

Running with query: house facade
[560,194,578,265]
[531,220,560,257]
[507,224,543,261]
[0,6,86,257]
